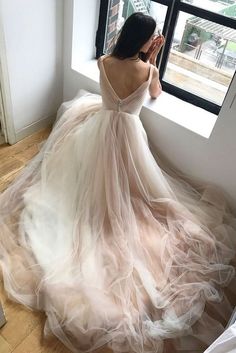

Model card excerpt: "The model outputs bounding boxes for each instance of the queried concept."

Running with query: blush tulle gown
[0,55,236,353]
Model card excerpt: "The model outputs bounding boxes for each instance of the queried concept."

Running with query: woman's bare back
[101,55,151,100]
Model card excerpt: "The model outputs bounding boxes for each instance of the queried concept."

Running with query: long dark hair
[111,12,156,62]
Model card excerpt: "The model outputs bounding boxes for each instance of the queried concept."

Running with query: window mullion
[179,2,236,29]
[95,0,110,58]
[151,0,171,6]
[159,0,181,79]
[162,81,220,114]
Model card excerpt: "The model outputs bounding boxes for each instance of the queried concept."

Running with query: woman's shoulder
[97,54,153,81]
[98,54,149,65]
[97,54,106,68]
[136,60,157,80]
[98,54,108,61]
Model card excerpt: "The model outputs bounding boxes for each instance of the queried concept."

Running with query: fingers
[154,35,165,47]
[147,35,165,63]
[146,35,165,61]
[151,42,164,54]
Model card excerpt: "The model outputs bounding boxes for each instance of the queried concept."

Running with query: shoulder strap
[97,54,108,69]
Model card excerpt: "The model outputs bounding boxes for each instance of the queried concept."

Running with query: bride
[0,12,235,353]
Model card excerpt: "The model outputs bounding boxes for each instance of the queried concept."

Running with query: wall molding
[15,114,55,144]
[0,4,16,145]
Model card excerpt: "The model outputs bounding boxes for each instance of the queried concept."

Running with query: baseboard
[0,133,5,145]
[14,114,56,144]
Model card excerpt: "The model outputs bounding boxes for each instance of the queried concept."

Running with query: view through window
[164,10,236,106]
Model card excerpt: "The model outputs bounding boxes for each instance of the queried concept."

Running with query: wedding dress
[0,55,236,353]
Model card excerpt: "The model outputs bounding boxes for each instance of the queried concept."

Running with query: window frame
[96,0,236,115]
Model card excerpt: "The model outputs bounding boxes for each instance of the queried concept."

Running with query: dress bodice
[98,55,154,115]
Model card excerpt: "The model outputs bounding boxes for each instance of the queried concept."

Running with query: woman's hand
[146,35,165,66]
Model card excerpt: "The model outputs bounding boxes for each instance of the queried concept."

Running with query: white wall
[141,74,236,209]
[63,0,100,101]
[63,0,236,211]
[0,0,64,142]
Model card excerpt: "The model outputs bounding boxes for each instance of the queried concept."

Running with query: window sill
[72,60,218,139]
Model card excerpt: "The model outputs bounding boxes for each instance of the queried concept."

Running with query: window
[96,0,236,114]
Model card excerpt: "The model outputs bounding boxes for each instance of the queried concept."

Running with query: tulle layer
[0,92,236,353]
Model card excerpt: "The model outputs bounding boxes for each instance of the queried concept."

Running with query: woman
[0,12,235,353]
[100,12,164,100]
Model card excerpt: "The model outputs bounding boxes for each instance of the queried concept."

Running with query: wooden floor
[0,127,51,193]
[0,127,111,353]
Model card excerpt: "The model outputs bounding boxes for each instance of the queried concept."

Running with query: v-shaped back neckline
[100,55,152,102]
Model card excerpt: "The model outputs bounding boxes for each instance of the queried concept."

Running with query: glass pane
[181,0,236,19]
[103,0,167,54]
[163,11,236,106]
[150,2,168,33]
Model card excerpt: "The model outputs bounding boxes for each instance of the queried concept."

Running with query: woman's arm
[146,35,165,99]
[149,66,162,99]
